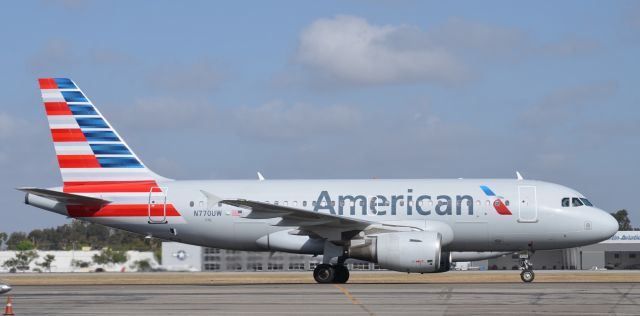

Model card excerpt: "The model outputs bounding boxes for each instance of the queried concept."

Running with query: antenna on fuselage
[516,171,524,180]
[257,172,265,181]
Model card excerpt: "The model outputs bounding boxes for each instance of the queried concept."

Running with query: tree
[36,254,56,272]
[92,248,127,265]
[130,259,152,272]
[611,209,632,231]
[16,239,36,251]
[5,232,27,250]
[2,249,39,272]
[71,259,91,268]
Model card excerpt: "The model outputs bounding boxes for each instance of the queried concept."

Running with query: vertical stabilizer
[38,78,168,188]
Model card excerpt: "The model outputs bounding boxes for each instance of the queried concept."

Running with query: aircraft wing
[17,187,110,205]
[221,199,420,241]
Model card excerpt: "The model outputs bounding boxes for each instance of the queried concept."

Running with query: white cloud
[295,15,467,85]
[294,16,600,86]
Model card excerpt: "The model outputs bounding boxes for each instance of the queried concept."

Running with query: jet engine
[348,231,443,273]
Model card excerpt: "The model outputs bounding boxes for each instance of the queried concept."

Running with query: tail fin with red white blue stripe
[38,78,168,189]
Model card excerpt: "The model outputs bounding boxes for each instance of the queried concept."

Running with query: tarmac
[3,281,639,315]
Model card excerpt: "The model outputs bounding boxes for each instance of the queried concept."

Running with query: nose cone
[600,211,619,239]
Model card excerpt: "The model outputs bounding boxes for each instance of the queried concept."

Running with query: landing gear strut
[313,264,350,284]
[519,252,535,283]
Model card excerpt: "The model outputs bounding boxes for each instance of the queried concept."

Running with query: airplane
[0,283,11,295]
[20,78,619,283]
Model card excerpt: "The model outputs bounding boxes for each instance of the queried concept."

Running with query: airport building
[163,231,640,272]
[489,231,640,270]
[162,242,383,272]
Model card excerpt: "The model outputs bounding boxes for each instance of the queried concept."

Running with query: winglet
[257,172,265,181]
[516,171,524,180]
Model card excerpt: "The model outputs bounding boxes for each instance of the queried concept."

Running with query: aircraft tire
[520,269,535,283]
[333,265,350,283]
[313,264,336,283]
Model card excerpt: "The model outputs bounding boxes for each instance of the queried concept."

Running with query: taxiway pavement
[5,282,639,315]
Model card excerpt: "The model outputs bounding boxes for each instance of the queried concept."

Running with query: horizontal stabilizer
[17,187,110,205]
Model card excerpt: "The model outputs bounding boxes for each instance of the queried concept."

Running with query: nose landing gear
[519,251,535,283]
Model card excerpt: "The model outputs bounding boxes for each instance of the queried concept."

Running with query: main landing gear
[313,264,350,284]
[519,252,535,283]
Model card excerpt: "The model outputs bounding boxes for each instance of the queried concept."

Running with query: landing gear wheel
[520,269,535,283]
[313,264,336,284]
[333,265,350,283]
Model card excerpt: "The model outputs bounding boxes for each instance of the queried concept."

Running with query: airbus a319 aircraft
[21,78,618,283]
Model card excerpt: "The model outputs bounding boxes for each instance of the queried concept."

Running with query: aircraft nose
[597,209,619,239]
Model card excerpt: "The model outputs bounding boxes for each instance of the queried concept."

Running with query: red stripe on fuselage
[44,102,72,115]
[63,181,160,193]
[39,78,58,89]
[51,128,86,142]
[57,155,101,168]
[66,204,180,217]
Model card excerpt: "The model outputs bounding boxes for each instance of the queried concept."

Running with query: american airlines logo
[312,186,512,216]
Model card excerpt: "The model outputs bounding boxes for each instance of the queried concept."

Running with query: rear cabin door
[517,186,537,223]
[148,187,168,224]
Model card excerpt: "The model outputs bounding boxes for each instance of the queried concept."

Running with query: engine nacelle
[348,231,442,273]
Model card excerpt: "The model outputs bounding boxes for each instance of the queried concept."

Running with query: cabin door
[148,187,168,224]
[517,186,537,223]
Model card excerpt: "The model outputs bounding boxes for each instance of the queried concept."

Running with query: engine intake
[348,231,443,273]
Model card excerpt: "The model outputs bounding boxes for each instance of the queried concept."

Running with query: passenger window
[303,201,307,207]
[580,198,593,206]
[572,198,583,207]
[505,200,509,206]
[312,201,316,206]
[562,198,570,207]
[190,201,194,207]
[275,201,279,205]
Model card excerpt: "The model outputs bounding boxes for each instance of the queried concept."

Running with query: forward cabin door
[148,187,168,224]
[517,186,537,223]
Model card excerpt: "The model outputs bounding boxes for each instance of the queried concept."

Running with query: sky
[1,0,639,233]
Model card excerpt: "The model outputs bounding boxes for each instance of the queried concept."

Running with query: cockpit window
[580,198,593,206]
[562,198,570,207]
[572,198,584,207]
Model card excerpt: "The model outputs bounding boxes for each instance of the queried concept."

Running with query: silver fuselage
[27,178,618,253]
